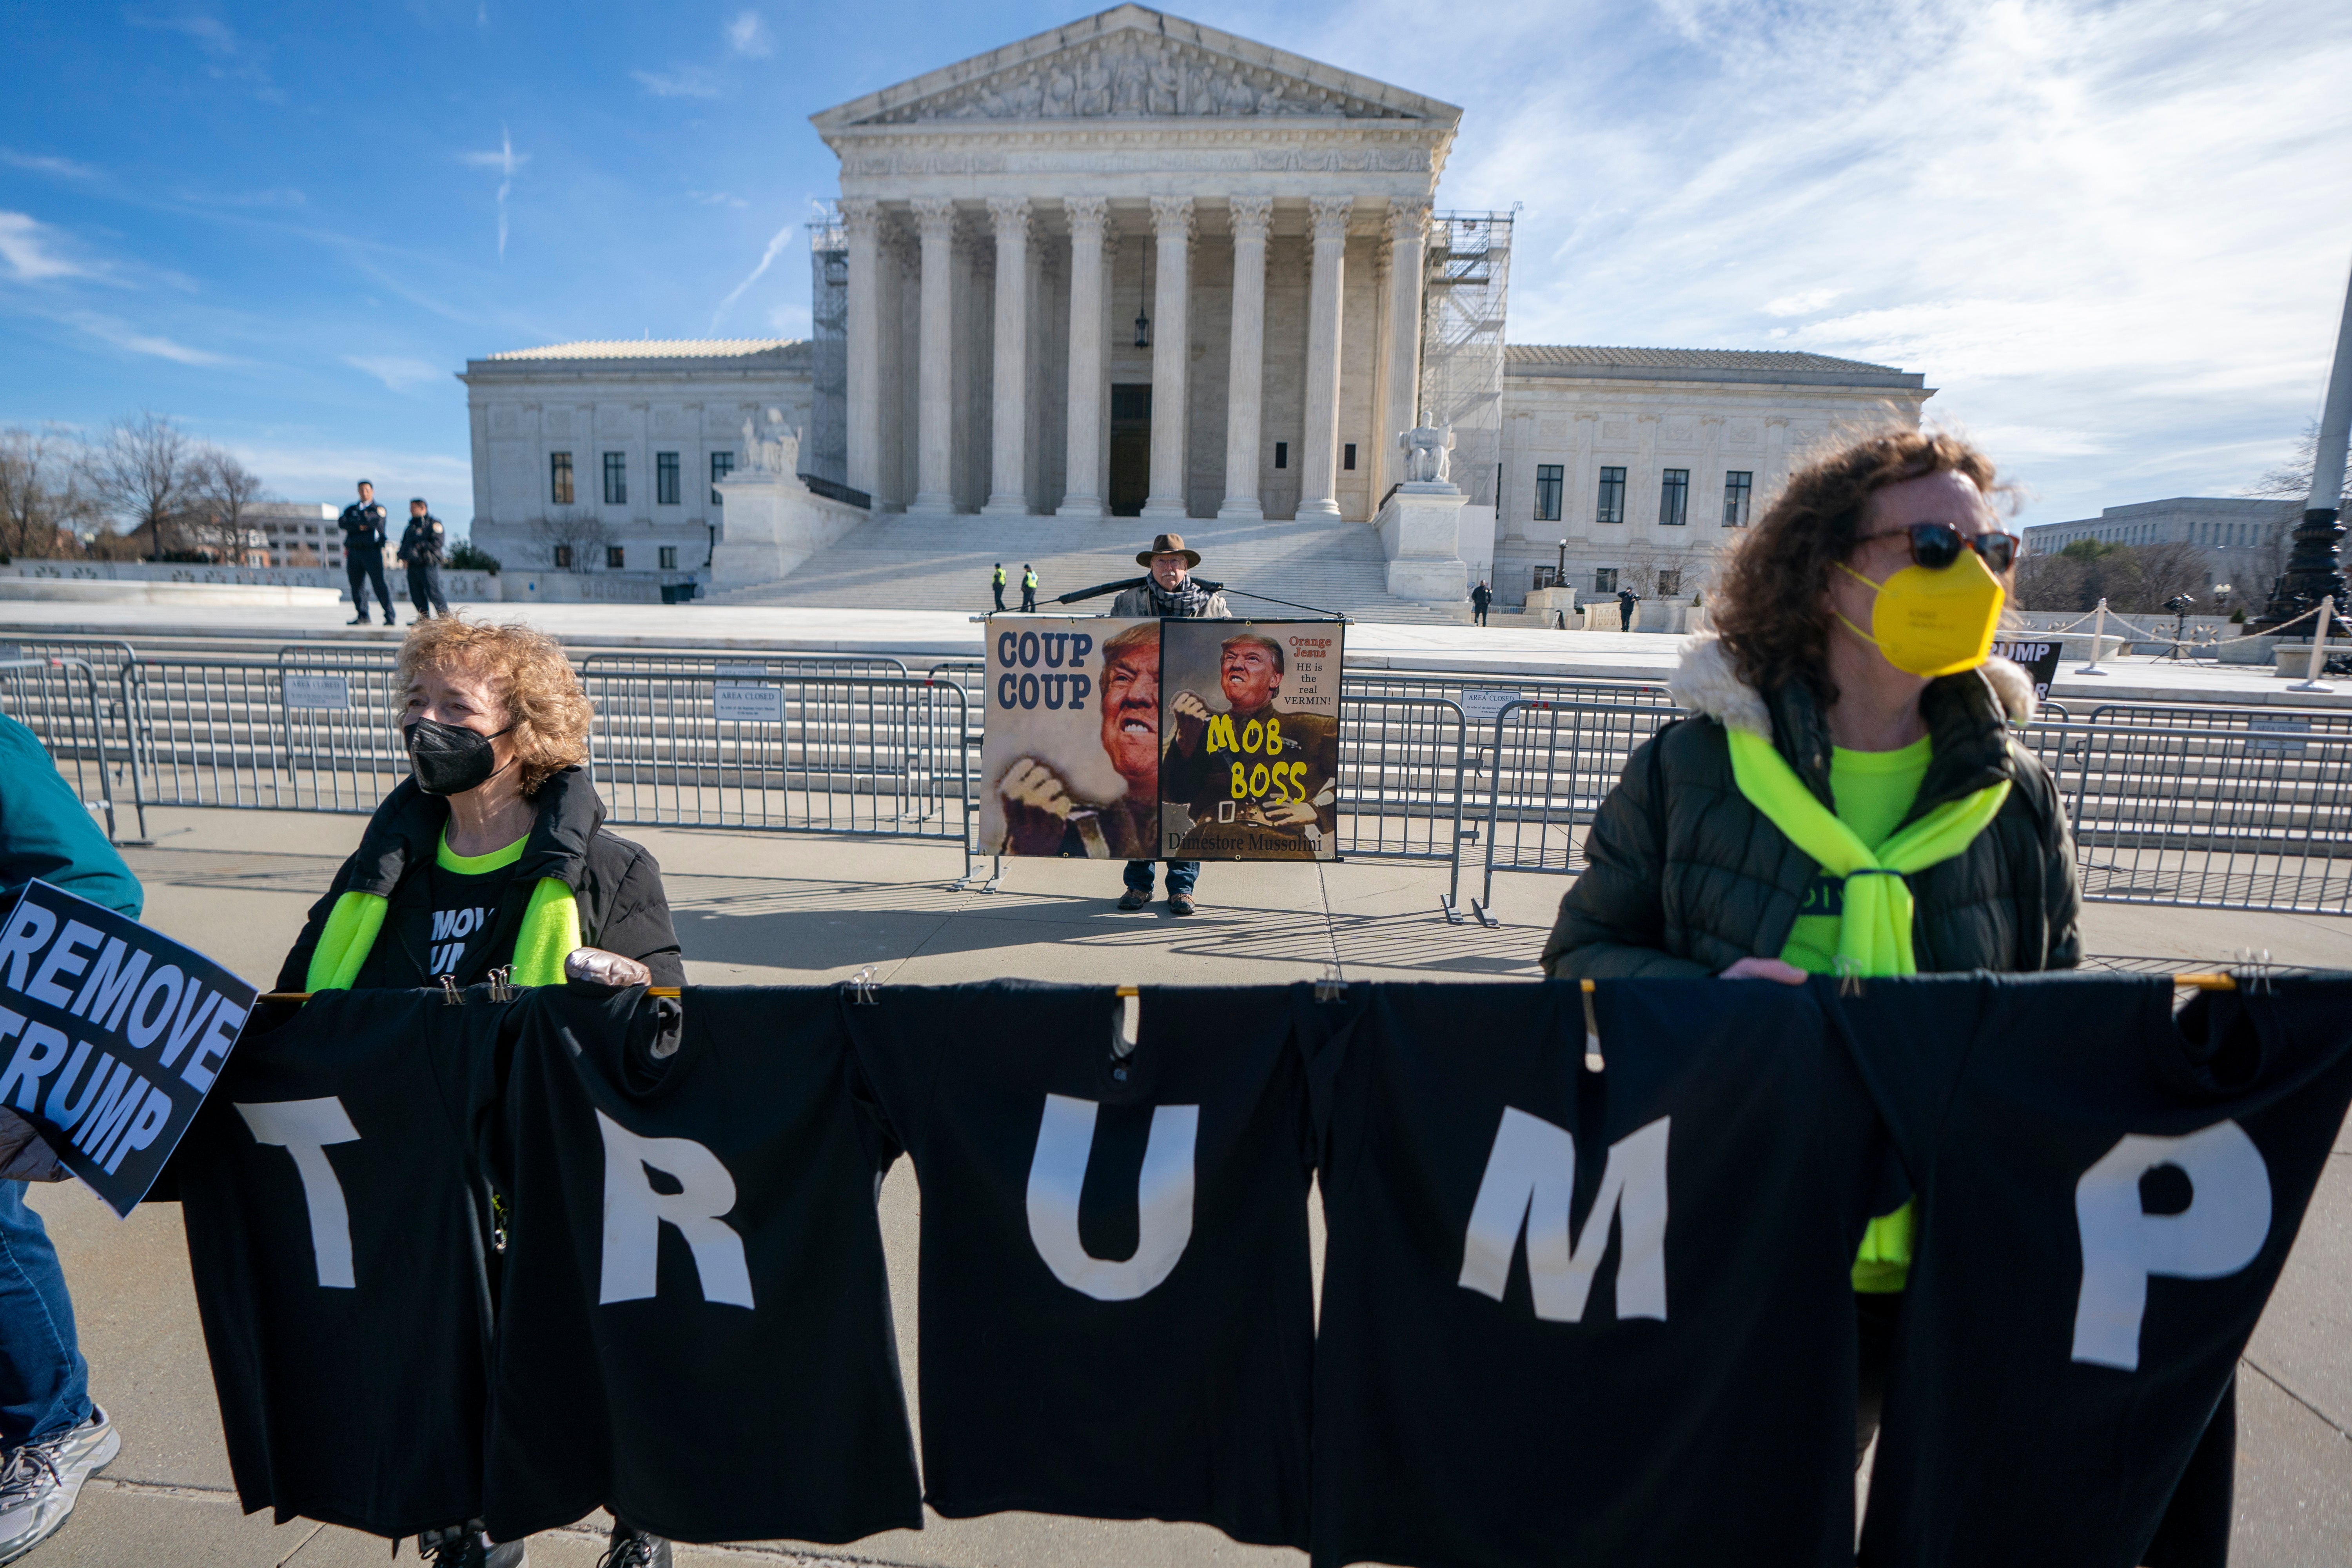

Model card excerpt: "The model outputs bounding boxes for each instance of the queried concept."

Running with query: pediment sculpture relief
[860,36,1399,123]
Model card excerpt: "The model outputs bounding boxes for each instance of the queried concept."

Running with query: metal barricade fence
[12,630,2350,919]
[1335,694,1472,918]
[0,657,123,840]
[582,669,976,869]
[1470,697,1683,924]
[2049,703,2351,913]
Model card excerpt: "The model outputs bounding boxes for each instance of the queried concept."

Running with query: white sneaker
[0,1408,119,1565]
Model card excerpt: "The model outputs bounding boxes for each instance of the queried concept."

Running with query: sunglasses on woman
[1861,523,2021,573]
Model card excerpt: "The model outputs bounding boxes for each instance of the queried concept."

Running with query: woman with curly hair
[279,616,683,1001]
[274,617,683,1567]
[1540,428,2086,1475]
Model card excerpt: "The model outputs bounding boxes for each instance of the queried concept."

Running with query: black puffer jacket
[276,766,684,990]
[1541,637,2080,979]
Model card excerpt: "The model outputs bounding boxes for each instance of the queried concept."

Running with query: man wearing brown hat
[1110,533,1229,913]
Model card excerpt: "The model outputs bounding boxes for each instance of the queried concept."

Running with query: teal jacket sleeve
[0,713,142,918]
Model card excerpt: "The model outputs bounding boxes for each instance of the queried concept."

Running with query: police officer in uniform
[991,563,1007,611]
[397,498,450,622]
[1020,564,1040,612]
[339,480,396,626]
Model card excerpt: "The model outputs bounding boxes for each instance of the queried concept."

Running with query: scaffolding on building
[1419,211,1513,509]
[805,202,849,486]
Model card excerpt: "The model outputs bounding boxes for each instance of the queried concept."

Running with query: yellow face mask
[1835,548,2005,679]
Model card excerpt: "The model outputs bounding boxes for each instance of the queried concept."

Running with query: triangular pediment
[811,5,1459,131]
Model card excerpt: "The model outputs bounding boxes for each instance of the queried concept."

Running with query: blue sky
[2,0,2348,531]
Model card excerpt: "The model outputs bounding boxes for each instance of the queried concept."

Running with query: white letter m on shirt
[1458,1107,1670,1323]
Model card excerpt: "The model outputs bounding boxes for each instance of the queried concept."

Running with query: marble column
[1385,199,1430,470]
[1218,194,1273,522]
[983,198,1032,515]
[909,197,956,515]
[1057,197,1110,519]
[1298,196,1353,521]
[842,199,882,500]
[1141,195,1195,522]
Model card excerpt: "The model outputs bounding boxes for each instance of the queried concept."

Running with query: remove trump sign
[0,880,259,1216]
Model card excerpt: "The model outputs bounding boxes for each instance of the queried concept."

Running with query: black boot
[595,1521,670,1568]
[416,1521,525,1567]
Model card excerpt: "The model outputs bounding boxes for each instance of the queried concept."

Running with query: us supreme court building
[461,5,1931,604]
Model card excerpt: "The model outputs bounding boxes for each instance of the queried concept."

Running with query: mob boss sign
[0,880,258,1216]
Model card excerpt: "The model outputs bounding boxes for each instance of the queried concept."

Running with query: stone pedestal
[708,469,867,590]
[1373,482,1470,603]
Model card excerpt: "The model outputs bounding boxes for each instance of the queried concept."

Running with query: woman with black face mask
[275,615,684,1002]
[273,617,685,1568]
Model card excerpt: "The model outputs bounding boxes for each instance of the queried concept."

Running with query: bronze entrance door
[1108,383,1151,517]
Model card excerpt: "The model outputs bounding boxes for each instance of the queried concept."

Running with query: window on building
[603,452,627,506]
[553,545,573,569]
[550,452,574,506]
[1534,464,1563,522]
[606,545,626,570]
[1597,467,1627,525]
[1660,468,1690,527]
[659,545,678,570]
[1274,441,1288,469]
[1658,569,1682,596]
[1532,565,1560,590]
[1723,470,1753,526]
[710,450,734,504]
[656,452,680,506]
[1343,443,1357,471]
[1593,567,1619,593]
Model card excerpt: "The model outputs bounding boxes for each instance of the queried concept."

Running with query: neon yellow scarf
[304,829,581,993]
[1726,726,2011,1290]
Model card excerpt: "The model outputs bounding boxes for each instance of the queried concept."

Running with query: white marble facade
[1489,348,1933,605]
[816,4,1455,523]
[457,339,811,575]
[458,7,1936,600]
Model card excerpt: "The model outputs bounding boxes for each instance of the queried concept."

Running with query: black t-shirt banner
[1830,975,2352,1568]
[846,981,1316,1549]
[485,985,920,1547]
[0,878,259,1216]
[1306,979,1884,1568]
[174,988,508,1538]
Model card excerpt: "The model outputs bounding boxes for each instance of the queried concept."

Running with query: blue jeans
[0,1181,90,1446]
[1124,860,1198,897]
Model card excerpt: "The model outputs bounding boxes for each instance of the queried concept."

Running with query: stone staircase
[702,512,1470,624]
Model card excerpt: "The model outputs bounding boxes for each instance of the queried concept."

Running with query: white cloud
[457,125,528,259]
[342,354,447,393]
[220,437,472,508]
[0,212,91,281]
[0,149,98,180]
[689,190,748,208]
[1764,287,1842,319]
[633,67,721,99]
[724,11,771,58]
[1318,0,2352,523]
[67,311,227,365]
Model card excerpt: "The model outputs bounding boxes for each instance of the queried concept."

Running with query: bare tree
[529,510,615,572]
[83,412,197,561]
[0,426,94,559]
[183,448,273,564]
[2013,546,2090,612]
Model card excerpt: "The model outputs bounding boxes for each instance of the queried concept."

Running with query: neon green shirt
[1777,736,1933,974]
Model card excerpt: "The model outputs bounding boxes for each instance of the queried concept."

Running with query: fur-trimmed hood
[1666,633,2037,737]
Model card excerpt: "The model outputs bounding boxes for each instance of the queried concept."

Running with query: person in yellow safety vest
[991,563,1006,611]
[1020,565,1039,612]
[1538,429,2081,1472]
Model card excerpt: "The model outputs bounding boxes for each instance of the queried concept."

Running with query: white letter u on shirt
[1025,1093,1198,1302]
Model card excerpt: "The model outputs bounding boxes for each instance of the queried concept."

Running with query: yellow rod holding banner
[253,975,2240,1007]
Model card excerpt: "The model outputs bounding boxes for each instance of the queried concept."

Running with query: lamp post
[1556,538,1567,584]
[2256,255,2352,628]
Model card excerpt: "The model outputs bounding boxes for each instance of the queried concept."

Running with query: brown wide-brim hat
[1137,532,1202,568]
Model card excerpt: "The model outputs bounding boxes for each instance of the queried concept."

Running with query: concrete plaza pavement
[19,807,2352,1565]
